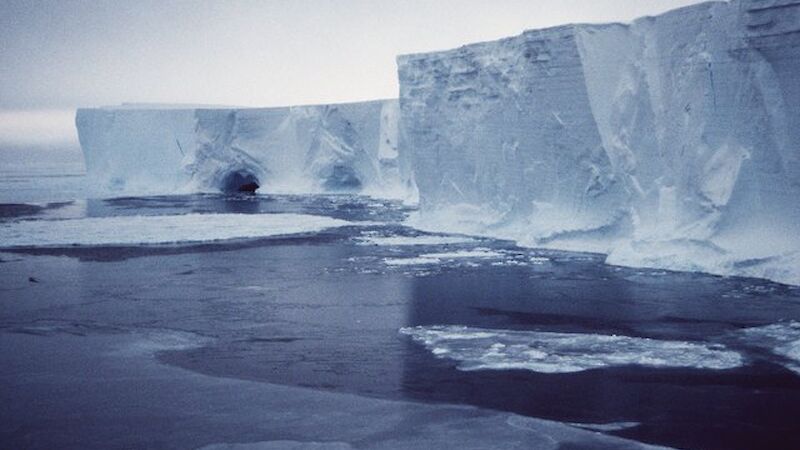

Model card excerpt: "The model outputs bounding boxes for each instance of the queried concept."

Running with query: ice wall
[398,0,800,285]
[76,100,409,198]
[76,106,197,193]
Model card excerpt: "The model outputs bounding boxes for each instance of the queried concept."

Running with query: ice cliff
[76,0,800,285]
[76,100,410,198]
[398,0,800,285]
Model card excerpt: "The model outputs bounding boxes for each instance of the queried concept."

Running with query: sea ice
[357,234,475,247]
[740,321,800,375]
[400,325,743,373]
[383,248,504,266]
[0,213,351,247]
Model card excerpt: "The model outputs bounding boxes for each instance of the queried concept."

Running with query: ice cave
[220,170,260,194]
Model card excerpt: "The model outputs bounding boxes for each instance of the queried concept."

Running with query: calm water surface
[2,166,800,450]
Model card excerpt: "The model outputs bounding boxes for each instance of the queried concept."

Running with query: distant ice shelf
[75,100,415,201]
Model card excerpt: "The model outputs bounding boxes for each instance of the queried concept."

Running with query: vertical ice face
[76,100,409,198]
[76,106,196,194]
[190,104,382,194]
[398,25,633,250]
[398,0,800,284]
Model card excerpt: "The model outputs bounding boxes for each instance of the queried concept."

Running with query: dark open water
[2,171,800,449]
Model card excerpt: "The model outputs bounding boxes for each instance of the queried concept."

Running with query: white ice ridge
[75,100,414,200]
[740,321,800,375]
[397,0,800,285]
[400,325,743,373]
[0,213,350,247]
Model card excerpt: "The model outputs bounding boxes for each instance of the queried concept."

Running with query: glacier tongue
[397,0,800,285]
[76,100,411,199]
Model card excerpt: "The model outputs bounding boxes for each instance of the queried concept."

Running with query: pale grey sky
[0,0,707,144]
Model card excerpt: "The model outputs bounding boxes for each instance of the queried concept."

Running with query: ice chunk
[357,234,475,247]
[383,256,442,266]
[0,213,351,247]
[400,325,743,373]
[422,249,503,259]
[383,248,503,266]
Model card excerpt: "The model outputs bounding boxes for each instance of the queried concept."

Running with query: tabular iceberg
[398,0,800,285]
[76,100,411,199]
[75,0,800,285]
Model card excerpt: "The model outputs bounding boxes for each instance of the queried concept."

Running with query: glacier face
[75,0,800,285]
[76,107,197,194]
[398,0,800,285]
[76,100,412,199]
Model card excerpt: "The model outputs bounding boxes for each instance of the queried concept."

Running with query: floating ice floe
[400,325,743,373]
[0,213,351,247]
[383,248,504,266]
[357,234,475,247]
[740,321,800,375]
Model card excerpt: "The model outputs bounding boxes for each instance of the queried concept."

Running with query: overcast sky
[0,0,705,145]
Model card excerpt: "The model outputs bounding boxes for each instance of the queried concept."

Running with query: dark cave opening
[221,171,260,193]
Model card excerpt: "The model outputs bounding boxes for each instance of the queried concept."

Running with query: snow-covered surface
[76,100,413,200]
[397,0,800,285]
[400,325,743,373]
[0,213,350,247]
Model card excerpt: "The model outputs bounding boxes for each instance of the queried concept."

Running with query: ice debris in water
[400,325,743,373]
[384,248,504,266]
[357,234,475,246]
[740,321,800,375]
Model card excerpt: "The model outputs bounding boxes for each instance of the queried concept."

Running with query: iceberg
[76,100,412,199]
[397,0,800,285]
[74,0,800,285]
